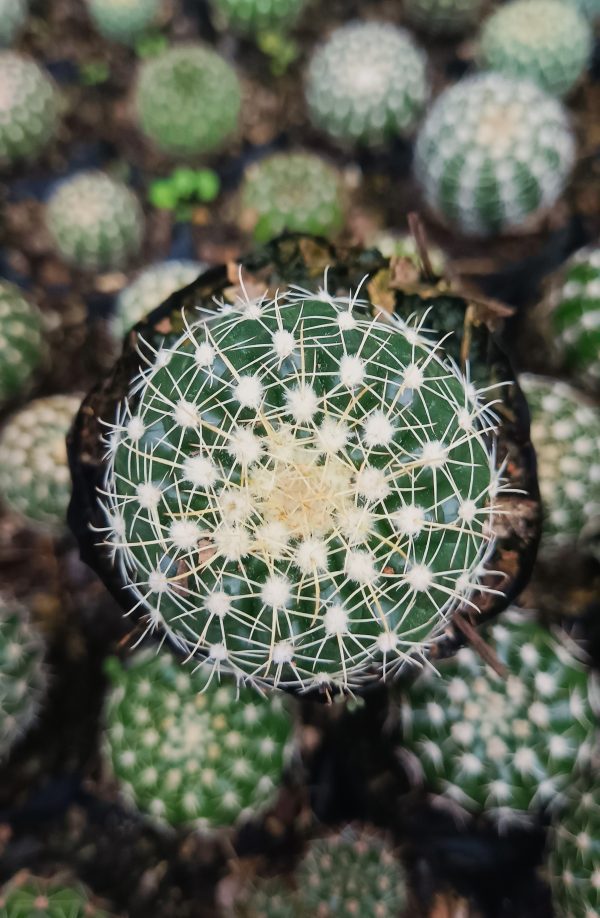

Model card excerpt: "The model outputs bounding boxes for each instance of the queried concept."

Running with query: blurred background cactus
[0,53,59,165]
[549,783,600,917]
[0,873,112,917]
[0,280,45,408]
[209,0,307,34]
[112,259,204,340]
[0,0,28,47]
[403,0,484,35]
[0,599,47,760]
[84,0,161,44]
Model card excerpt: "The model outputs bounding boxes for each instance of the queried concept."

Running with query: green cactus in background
[84,0,160,43]
[113,260,204,341]
[134,45,241,158]
[368,231,447,276]
[568,0,600,19]
[240,152,345,242]
[0,394,80,533]
[0,53,60,165]
[104,650,294,827]
[0,280,45,409]
[549,782,600,918]
[520,375,600,552]
[305,22,428,146]
[414,73,575,237]
[235,878,298,918]
[0,599,47,762]
[97,282,502,693]
[0,0,28,46]
[46,171,144,271]
[479,0,592,98]
[0,873,111,917]
[540,244,600,390]
[403,0,484,35]
[402,609,596,818]
[209,0,307,34]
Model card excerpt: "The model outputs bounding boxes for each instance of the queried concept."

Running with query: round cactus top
[105,650,294,827]
[210,0,308,34]
[113,260,204,341]
[520,374,600,552]
[402,609,597,818]
[0,394,80,533]
[84,0,161,43]
[414,72,575,236]
[305,21,428,145]
[549,783,600,918]
[98,283,501,693]
[0,0,28,47]
[0,280,45,409]
[135,44,241,158]
[404,0,484,35]
[0,52,60,165]
[479,0,592,98]
[0,873,112,917]
[0,598,47,761]
[241,152,345,242]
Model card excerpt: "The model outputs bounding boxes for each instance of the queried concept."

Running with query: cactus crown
[84,0,160,43]
[0,0,28,47]
[105,650,293,826]
[135,45,241,158]
[549,783,600,917]
[0,873,111,917]
[404,0,484,36]
[0,52,59,164]
[210,0,307,34]
[113,260,204,341]
[0,280,45,408]
[0,599,47,761]
[305,22,428,145]
[479,0,592,98]
[402,609,597,818]
[98,281,501,693]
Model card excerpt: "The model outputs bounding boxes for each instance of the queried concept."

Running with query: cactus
[0,280,45,409]
[46,171,144,272]
[96,278,502,694]
[104,650,294,827]
[0,873,111,917]
[240,152,345,242]
[520,375,600,552]
[414,73,575,237]
[134,45,241,158]
[401,608,596,818]
[305,22,428,146]
[0,599,47,762]
[0,0,28,46]
[368,231,447,276]
[539,244,600,390]
[569,0,600,19]
[0,52,59,165]
[209,0,307,34]
[479,0,592,98]
[84,0,160,44]
[549,783,600,918]
[403,0,484,36]
[113,260,204,341]
[0,394,80,533]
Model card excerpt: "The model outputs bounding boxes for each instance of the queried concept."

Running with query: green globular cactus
[134,45,241,158]
[210,0,307,34]
[104,650,294,827]
[402,609,597,819]
[0,599,47,762]
[84,0,160,44]
[46,171,144,272]
[0,394,80,533]
[0,0,28,46]
[0,280,45,409]
[549,784,600,918]
[235,878,298,918]
[305,22,428,146]
[368,231,447,276]
[113,260,204,341]
[97,283,502,693]
[414,73,575,237]
[240,153,345,242]
[569,0,600,19]
[0,874,111,918]
[479,0,592,98]
[541,245,600,390]
[403,0,484,36]
[520,375,600,552]
[0,53,59,166]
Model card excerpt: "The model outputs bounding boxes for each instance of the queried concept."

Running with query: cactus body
[0,52,59,165]
[414,73,574,236]
[479,0,592,98]
[210,0,307,34]
[404,0,483,35]
[98,283,500,692]
[241,152,344,242]
[305,22,428,146]
[0,280,45,408]
[0,394,80,532]
[0,599,47,762]
[520,375,600,552]
[0,874,111,917]
[84,0,160,43]
[105,651,293,826]
[113,260,204,340]
[570,0,600,18]
[46,171,144,272]
[135,45,241,158]
[0,0,28,46]
[402,609,596,818]
[549,784,600,918]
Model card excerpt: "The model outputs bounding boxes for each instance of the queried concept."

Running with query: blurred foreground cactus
[549,783,600,917]
[0,0,28,46]
[84,0,161,43]
[0,599,47,761]
[209,0,307,34]
[0,280,45,409]
[0,873,111,917]
[113,260,204,340]
[403,0,483,35]
[0,52,60,165]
